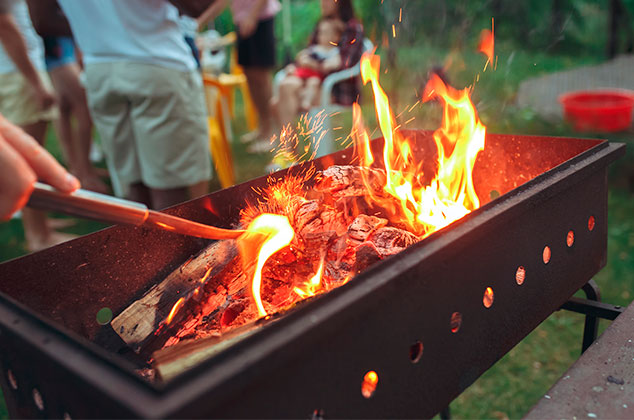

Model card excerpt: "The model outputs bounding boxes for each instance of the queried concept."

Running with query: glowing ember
[357,51,486,237]
[362,370,379,398]
[294,260,324,298]
[237,213,295,317]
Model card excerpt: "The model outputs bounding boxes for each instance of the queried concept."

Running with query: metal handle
[28,182,149,226]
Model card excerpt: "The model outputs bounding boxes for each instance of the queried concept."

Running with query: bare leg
[276,75,303,128]
[49,63,107,193]
[301,77,321,111]
[188,180,209,200]
[127,182,152,208]
[242,66,274,140]
[21,121,75,251]
[150,186,190,211]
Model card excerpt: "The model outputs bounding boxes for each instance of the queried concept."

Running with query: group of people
[0,0,364,252]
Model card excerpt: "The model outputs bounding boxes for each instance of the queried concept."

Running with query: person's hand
[32,82,56,111]
[0,114,80,221]
[239,15,258,38]
[296,52,318,69]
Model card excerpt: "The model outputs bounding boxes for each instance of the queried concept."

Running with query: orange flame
[237,213,295,317]
[294,259,324,298]
[478,19,495,70]
[358,51,486,237]
[166,297,185,325]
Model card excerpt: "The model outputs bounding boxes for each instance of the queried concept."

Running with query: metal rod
[27,182,244,240]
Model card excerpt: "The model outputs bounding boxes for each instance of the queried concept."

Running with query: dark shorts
[237,17,276,68]
[43,36,76,70]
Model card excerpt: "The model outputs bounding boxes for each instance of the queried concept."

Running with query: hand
[32,83,56,111]
[239,15,258,38]
[0,114,80,220]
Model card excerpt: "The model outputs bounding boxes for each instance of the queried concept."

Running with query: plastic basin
[559,90,634,132]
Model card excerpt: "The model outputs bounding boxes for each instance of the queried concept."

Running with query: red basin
[560,90,634,132]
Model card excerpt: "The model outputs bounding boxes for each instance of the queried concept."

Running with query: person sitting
[273,0,364,129]
[287,17,344,111]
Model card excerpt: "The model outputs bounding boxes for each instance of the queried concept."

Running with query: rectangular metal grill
[0,131,624,418]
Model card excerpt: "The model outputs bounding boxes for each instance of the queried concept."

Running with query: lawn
[1,1,633,418]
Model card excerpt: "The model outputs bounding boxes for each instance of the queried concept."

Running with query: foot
[26,231,78,253]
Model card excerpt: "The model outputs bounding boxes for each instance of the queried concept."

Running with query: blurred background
[1,1,633,418]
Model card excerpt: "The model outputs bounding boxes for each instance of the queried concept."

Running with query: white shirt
[58,0,196,72]
[0,0,46,74]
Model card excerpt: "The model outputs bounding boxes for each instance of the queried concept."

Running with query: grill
[0,130,625,418]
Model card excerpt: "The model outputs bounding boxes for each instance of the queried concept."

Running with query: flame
[294,260,324,298]
[478,19,495,70]
[166,297,185,325]
[357,51,485,237]
[237,213,295,317]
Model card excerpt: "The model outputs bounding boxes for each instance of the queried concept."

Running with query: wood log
[111,239,238,350]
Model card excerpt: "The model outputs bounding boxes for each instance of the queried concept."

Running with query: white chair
[273,38,374,157]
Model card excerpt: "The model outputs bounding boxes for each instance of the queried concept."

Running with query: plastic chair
[273,38,374,157]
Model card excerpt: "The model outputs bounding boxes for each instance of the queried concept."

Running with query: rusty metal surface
[526,301,634,420]
[0,132,625,418]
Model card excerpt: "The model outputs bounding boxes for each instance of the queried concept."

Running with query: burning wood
[112,50,489,378]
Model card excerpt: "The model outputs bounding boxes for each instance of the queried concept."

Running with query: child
[290,17,344,110]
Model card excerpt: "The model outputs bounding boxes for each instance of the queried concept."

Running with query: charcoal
[348,214,388,243]
[354,241,383,273]
[368,226,420,257]
[315,165,386,198]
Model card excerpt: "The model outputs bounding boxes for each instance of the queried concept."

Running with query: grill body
[0,132,624,418]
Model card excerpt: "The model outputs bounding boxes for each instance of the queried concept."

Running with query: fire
[478,18,495,70]
[294,260,324,298]
[237,213,295,317]
[166,297,185,325]
[356,52,486,237]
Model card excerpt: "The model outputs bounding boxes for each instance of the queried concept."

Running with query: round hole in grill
[96,307,113,325]
[567,230,575,247]
[450,312,462,333]
[361,370,378,398]
[588,215,596,231]
[489,190,500,200]
[32,388,44,411]
[516,266,526,285]
[483,287,494,308]
[543,246,551,264]
[7,369,17,390]
[409,341,424,363]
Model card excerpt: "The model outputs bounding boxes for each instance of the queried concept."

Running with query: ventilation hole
[32,388,44,411]
[543,246,551,264]
[483,287,494,308]
[489,190,500,200]
[96,307,113,325]
[409,341,424,363]
[7,369,17,390]
[361,370,379,399]
[63,413,72,420]
[588,216,595,231]
[450,312,462,333]
[516,266,526,285]
[567,230,574,247]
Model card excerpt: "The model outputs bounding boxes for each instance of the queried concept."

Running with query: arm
[169,0,216,18]
[196,0,227,30]
[0,12,55,110]
[0,114,80,221]
[26,0,72,37]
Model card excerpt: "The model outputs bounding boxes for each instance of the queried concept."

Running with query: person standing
[45,0,214,209]
[0,0,78,251]
[27,0,108,194]
[199,0,280,148]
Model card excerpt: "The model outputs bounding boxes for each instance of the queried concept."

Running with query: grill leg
[439,405,451,420]
[579,279,601,354]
